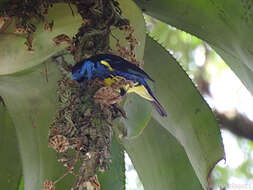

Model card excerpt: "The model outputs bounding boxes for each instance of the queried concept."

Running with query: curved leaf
[144,36,224,189]
[121,118,202,190]
[213,46,253,94]
[134,0,253,95]
[0,3,82,75]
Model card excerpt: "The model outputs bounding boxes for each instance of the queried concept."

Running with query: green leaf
[213,46,253,94]
[121,118,202,190]
[122,94,151,138]
[18,177,24,190]
[144,36,224,189]
[98,136,125,190]
[0,59,75,190]
[134,0,252,63]
[145,17,203,70]
[0,3,82,75]
[134,0,253,94]
[0,104,22,189]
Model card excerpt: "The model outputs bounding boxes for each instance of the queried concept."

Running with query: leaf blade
[134,0,253,95]
[0,104,22,190]
[0,58,76,190]
[0,3,82,75]
[98,136,125,190]
[121,119,202,190]
[144,36,224,189]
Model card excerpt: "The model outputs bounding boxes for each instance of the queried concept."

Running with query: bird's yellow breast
[103,77,116,86]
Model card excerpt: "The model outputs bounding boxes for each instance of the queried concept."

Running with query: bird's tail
[151,100,167,117]
[140,79,167,117]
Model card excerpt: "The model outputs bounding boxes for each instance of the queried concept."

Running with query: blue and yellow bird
[72,54,167,117]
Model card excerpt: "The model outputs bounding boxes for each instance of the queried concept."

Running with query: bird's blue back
[81,54,154,81]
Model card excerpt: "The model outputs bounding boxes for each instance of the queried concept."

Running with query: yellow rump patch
[127,85,154,101]
[104,77,154,102]
[100,60,113,71]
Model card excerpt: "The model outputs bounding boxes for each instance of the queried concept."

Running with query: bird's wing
[98,54,154,82]
[135,78,167,117]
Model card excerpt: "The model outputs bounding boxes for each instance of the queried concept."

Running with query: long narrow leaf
[144,36,224,189]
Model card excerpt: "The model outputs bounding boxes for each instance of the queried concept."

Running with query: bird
[72,54,167,117]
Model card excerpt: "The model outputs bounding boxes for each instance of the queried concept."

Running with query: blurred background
[125,15,253,190]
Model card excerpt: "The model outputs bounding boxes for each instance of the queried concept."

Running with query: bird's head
[72,60,94,82]
[72,62,84,82]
